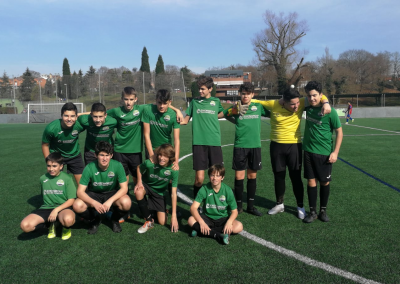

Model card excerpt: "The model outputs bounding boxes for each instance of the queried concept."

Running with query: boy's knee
[20,221,32,232]
[72,199,86,213]
[188,216,196,226]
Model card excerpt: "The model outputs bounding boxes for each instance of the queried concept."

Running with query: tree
[0,71,11,98]
[140,47,150,73]
[44,78,54,97]
[180,65,192,90]
[155,55,165,75]
[19,68,36,101]
[62,58,72,99]
[252,10,308,95]
[62,58,71,76]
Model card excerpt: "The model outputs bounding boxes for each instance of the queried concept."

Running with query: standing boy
[181,76,224,198]
[20,152,76,240]
[345,102,354,124]
[42,102,84,184]
[302,81,343,223]
[73,141,131,234]
[223,82,269,216]
[188,164,243,245]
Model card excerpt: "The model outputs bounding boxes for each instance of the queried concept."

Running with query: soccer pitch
[1,118,399,283]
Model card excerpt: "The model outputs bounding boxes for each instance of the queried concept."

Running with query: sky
[0,0,399,77]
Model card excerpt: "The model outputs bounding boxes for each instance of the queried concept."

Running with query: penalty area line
[177,143,382,284]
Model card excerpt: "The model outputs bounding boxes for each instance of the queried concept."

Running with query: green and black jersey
[40,171,76,209]
[78,115,117,152]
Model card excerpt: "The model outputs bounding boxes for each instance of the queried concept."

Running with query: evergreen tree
[78,69,86,96]
[180,66,192,90]
[140,47,150,73]
[0,71,11,98]
[62,58,71,76]
[19,68,36,101]
[62,58,72,99]
[44,78,54,97]
[56,78,62,99]
[155,55,165,75]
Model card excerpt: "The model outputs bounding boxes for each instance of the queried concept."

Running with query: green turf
[1,118,399,283]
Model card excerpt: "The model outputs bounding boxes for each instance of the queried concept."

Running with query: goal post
[27,103,85,123]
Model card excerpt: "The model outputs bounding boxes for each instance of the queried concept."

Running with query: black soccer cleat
[87,216,101,234]
[318,210,330,222]
[247,207,263,217]
[112,220,122,233]
[303,212,318,223]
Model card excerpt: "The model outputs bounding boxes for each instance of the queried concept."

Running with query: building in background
[205,70,251,97]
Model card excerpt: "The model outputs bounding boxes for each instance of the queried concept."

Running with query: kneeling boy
[134,144,179,233]
[188,165,243,245]
[73,141,131,234]
[20,152,76,240]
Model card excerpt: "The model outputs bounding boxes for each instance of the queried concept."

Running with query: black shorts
[303,151,332,182]
[63,154,84,175]
[84,150,97,165]
[199,214,229,232]
[144,183,166,213]
[270,141,302,172]
[232,147,262,171]
[192,145,223,171]
[32,207,74,223]
[113,152,142,177]
[86,190,118,204]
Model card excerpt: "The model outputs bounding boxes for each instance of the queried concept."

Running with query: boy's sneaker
[352,119,355,122]
[138,220,154,234]
[297,207,306,220]
[303,212,318,223]
[318,210,330,222]
[87,215,101,235]
[119,215,130,224]
[268,204,284,215]
[47,222,57,239]
[247,207,263,217]
[191,230,197,237]
[222,234,230,245]
[112,220,122,233]
[61,227,71,240]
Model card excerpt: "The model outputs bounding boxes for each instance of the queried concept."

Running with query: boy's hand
[171,216,179,233]
[200,222,211,235]
[103,200,113,212]
[149,154,157,164]
[328,152,338,163]
[172,161,179,171]
[223,221,233,235]
[176,111,183,123]
[48,209,59,222]
[321,103,331,115]
[93,201,106,214]
[134,182,144,194]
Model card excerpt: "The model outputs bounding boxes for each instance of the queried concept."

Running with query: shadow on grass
[17,229,47,241]
[26,194,42,208]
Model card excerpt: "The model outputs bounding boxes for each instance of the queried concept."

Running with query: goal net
[27,103,85,123]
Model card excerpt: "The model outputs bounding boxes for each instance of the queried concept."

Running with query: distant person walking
[345,102,354,124]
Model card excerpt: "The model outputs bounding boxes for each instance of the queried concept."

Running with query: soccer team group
[20,76,343,245]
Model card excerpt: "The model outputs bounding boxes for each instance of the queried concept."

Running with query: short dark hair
[283,88,300,102]
[197,76,214,89]
[155,144,175,166]
[122,87,137,97]
[208,164,225,177]
[156,89,172,103]
[239,82,254,93]
[46,152,63,165]
[91,102,106,113]
[95,141,114,155]
[61,102,78,116]
[304,81,322,94]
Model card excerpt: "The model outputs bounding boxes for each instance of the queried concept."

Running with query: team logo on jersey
[108,171,115,178]
[102,126,109,131]
[164,115,170,121]
[95,172,100,175]
[71,130,79,137]
[251,106,257,111]
[43,179,49,183]
[164,170,171,176]
[120,114,127,118]
[133,110,140,117]
[219,195,226,202]
[58,131,64,135]
[208,193,213,197]
[56,179,64,186]
[93,182,98,186]
[210,101,215,106]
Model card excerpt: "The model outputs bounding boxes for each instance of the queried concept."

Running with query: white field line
[177,143,382,284]
[345,124,400,134]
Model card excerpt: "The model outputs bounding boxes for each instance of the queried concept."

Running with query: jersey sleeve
[251,99,274,111]
[116,162,127,183]
[141,107,150,124]
[139,160,150,175]
[74,119,84,133]
[65,175,77,199]
[217,99,224,113]
[226,186,237,211]
[259,104,270,117]
[42,123,54,143]
[185,100,194,116]
[77,115,89,129]
[194,186,206,204]
[330,109,342,129]
[106,108,117,119]
[171,170,179,187]
[79,166,91,186]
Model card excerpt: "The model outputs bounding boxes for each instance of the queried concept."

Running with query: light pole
[38,79,43,112]
[55,73,58,102]
[64,84,68,102]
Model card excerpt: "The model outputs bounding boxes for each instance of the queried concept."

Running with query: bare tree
[252,10,308,95]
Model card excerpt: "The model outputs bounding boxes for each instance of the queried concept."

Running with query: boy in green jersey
[42,102,85,184]
[20,152,76,240]
[223,83,269,216]
[302,81,343,223]
[181,76,224,199]
[73,141,131,234]
[78,103,117,165]
[134,144,179,234]
[188,164,243,245]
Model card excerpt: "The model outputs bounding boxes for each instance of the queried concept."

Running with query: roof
[205,70,244,77]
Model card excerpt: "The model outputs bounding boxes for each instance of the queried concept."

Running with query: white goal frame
[27,103,84,123]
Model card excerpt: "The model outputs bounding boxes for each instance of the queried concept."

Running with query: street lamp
[64,84,68,102]
[38,79,43,112]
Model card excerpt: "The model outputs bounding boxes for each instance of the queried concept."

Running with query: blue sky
[0,0,399,77]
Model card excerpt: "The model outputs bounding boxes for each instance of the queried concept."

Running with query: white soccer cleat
[137,220,154,234]
[352,119,355,122]
[297,207,306,220]
[268,204,284,215]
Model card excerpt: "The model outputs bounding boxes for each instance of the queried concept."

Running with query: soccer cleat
[268,204,284,215]
[87,216,101,235]
[297,207,306,220]
[318,210,330,222]
[352,119,355,122]
[61,227,71,240]
[191,230,197,237]
[47,222,57,239]
[303,212,318,223]
[138,220,154,234]
[247,207,263,217]
[119,215,130,224]
[345,122,348,124]
[112,220,122,233]
[222,234,230,245]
